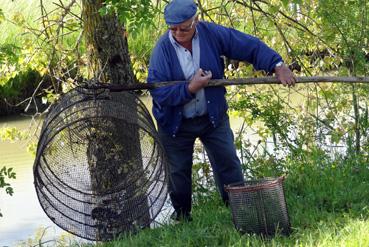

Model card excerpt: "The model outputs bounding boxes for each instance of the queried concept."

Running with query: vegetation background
[0,0,368,246]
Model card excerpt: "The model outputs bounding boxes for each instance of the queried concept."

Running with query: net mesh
[225,177,291,236]
[33,87,168,241]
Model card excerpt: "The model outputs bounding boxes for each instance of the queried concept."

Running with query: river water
[0,97,246,246]
[0,115,63,246]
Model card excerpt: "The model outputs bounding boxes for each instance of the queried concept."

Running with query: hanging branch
[87,76,369,92]
[14,0,81,115]
[233,0,337,53]
[251,1,313,76]
[197,0,217,23]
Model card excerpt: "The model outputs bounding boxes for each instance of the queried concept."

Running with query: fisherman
[147,0,296,221]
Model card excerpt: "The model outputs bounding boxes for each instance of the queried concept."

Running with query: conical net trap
[33,86,168,241]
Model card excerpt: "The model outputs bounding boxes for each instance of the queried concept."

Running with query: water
[0,115,68,246]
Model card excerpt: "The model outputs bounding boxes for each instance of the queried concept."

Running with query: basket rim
[224,176,285,193]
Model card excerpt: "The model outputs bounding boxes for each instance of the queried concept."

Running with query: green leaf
[6,187,14,196]
[9,172,16,179]
[268,5,280,15]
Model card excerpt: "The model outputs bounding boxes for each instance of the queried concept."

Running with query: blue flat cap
[164,0,197,25]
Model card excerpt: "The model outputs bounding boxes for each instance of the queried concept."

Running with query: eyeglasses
[168,18,196,33]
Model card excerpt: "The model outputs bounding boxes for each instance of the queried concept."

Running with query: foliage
[17,227,79,246]
[127,24,163,83]
[317,0,369,75]
[0,127,27,141]
[0,166,16,217]
[0,126,36,156]
[0,167,16,196]
[0,69,41,99]
[99,0,158,35]
[285,150,369,216]
[0,125,36,219]
[0,0,83,109]
[0,0,368,96]
[0,43,19,65]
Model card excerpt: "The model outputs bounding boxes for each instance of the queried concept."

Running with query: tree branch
[85,76,369,91]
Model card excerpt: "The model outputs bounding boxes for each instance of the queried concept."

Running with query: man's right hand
[188,69,212,94]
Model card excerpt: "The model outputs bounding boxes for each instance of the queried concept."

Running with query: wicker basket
[225,176,291,236]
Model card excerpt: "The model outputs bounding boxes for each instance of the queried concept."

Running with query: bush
[0,166,16,217]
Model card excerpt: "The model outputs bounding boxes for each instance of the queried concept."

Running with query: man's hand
[275,64,296,87]
[188,69,212,94]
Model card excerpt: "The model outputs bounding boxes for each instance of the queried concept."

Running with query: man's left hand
[275,64,296,87]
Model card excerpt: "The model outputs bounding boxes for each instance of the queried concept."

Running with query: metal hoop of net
[33,86,168,241]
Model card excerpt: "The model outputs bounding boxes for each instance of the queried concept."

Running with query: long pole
[86,76,369,92]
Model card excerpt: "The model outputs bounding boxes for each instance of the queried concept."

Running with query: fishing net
[225,176,291,236]
[33,86,168,241]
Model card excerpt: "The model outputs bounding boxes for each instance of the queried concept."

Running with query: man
[147,0,296,221]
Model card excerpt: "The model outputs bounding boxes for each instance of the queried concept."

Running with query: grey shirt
[169,30,207,118]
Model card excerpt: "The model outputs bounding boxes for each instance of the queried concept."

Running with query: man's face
[169,16,197,44]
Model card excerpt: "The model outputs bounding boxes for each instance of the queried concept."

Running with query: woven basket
[225,176,291,236]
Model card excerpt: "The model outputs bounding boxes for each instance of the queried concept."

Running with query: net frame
[33,86,169,241]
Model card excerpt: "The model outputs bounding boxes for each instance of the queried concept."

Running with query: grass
[102,196,369,247]
[99,155,369,247]
[0,0,160,56]
[0,0,81,50]
[0,0,51,45]
[0,0,35,45]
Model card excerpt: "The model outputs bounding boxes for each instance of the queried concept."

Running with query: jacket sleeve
[147,43,194,107]
[209,22,283,72]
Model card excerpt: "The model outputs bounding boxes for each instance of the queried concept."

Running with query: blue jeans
[158,114,244,216]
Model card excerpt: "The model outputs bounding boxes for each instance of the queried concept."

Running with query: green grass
[99,156,369,247]
[0,0,81,48]
[0,0,160,56]
[103,197,368,247]
[0,0,46,45]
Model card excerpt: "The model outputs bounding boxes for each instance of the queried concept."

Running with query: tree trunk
[82,0,135,85]
[352,85,361,154]
[81,0,149,240]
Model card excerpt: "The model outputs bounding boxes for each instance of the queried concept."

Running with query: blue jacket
[147,21,282,136]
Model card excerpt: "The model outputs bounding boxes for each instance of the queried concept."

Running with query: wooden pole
[87,76,369,92]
